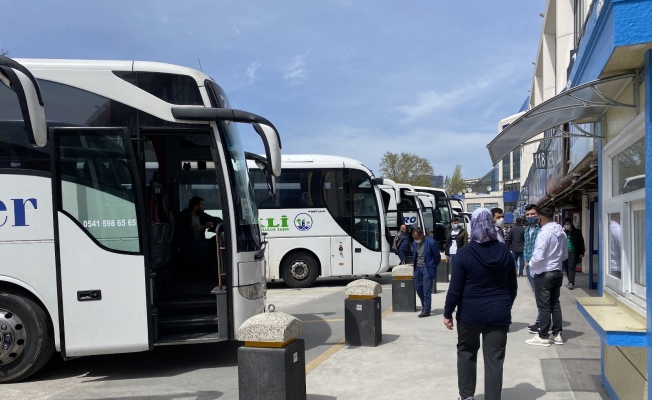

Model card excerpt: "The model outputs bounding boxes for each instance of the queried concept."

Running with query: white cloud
[246,61,261,84]
[283,55,308,85]
[397,65,516,123]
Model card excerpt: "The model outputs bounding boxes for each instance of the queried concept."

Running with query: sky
[2,0,543,179]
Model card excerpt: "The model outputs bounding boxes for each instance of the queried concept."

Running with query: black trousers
[565,251,578,284]
[533,270,564,338]
[457,324,509,400]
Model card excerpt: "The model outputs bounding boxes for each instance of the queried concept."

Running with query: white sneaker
[525,336,551,347]
[553,333,564,345]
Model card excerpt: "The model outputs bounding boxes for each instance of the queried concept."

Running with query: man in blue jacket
[412,227,441,318]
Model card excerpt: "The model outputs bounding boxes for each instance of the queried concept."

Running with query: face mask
[414,239,422,244]
[526,216,539,226]
[495,218,505,228]
[452,224,460,230]
[564,225,571,230]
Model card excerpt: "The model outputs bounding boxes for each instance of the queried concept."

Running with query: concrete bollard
[236,310,306,400]
[344,279,382,347]
[391,265,416,312]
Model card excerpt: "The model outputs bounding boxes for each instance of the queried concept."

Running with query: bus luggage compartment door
[330,237,352,276]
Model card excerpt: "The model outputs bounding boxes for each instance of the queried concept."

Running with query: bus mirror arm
[0,56,47,147]
[170,107,282,177]
[255,233,268,261]
[245,152,276,195]
[372,178,401,204]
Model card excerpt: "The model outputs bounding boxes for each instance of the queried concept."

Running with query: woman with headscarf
[443,208,517,400]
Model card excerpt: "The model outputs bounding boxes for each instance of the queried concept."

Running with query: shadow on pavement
[508,322,529,333]
[28,341,242,383]
[378,334,400,346]
[267,274,392,290]
[292,313,335,352]
[474,383,547,399]
[88,391,223,400]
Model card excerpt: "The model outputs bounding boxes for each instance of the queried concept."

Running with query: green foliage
[445,165,467,195]
[378,152,434,186]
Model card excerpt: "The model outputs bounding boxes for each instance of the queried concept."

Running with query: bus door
[52,127,150,357]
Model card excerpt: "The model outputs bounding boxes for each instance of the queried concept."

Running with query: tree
[378,151,434,186]
[445,165,467,195]
[0,48,7,56]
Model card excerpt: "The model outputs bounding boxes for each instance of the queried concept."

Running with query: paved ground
[5,271,607,399]
[307,272,608,400]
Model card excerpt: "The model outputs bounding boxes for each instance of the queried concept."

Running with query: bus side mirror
[0,56,47,147]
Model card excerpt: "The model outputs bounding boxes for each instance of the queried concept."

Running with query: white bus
[247,155,400,288]
[0,57,282,382]
[413,186,453,251]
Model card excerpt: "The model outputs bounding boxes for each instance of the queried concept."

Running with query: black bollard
[392,277,416,312]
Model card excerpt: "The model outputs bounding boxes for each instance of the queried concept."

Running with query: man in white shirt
[525,207,568,347]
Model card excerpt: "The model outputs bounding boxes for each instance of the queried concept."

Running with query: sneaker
[528,322,540,334]
[526,336,551,347]
[553,333,564,345]
[567,283,575,290]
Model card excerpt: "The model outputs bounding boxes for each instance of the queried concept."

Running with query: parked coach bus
[248,155,400,288]
[0,57,282,382]
[413,186,453,251]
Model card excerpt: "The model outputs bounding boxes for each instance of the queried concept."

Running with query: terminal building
[487,1,652,398]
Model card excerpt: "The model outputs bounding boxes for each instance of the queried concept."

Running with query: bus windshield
[220,121,261,252]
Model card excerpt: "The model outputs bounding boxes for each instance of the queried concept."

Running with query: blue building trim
[570,0,652,86]
[644,48,652,400]
[577,302,647,347]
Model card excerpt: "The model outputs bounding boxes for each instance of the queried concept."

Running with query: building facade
[487,0,652,398]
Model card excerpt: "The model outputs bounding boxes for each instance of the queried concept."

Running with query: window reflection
[608,213,622,279]
[613,138,646,196]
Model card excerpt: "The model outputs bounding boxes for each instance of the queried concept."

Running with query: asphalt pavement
[5,272,608,399]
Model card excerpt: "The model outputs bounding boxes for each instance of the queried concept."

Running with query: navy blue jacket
[397,232,409,252]
[412,236,441,279]
[444,240,517,326]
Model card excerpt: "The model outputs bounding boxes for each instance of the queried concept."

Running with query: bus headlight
[238,282,265,300]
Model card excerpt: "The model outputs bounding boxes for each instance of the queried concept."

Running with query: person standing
[525,207,568,347]
[392,224,410,265]
[563,218,585,290]
[523,204,542,334]
[491,207,506,244]
[506,218,526,277]
[446,217,468,265]
[444,208,517,400]
[412,227,440,318]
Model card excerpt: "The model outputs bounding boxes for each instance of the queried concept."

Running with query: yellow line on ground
[305,306,394,375]
[302,318,345,323]
[305,338,346,374]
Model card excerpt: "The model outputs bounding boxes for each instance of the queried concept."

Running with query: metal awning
[487,74,637,165]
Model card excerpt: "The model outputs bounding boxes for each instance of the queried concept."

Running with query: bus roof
[414,186,448,196]
[15,58,213,87]
[247,154,374,176]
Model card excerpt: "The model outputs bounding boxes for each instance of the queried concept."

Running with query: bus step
[155,331,226,346]
[159,314,219,329]
[157,297,217,316]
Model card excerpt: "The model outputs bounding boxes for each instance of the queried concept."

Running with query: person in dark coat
[444,208,517,400]
[392,224,410,265]
[412,227,441,318]
[173,196,222,274]
[506,217,526,277]
[563,218,585,290]
[445,217,469,265]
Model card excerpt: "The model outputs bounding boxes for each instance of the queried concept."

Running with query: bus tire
[281,252,319,288]
[0,293,54,383]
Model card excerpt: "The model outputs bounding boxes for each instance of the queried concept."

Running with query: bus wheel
[282,252,319,288]
[0,294,54,383]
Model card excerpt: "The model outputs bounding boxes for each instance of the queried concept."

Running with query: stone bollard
[236,309,306,400]
[344,279,382,347]
[391,265,416,312]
